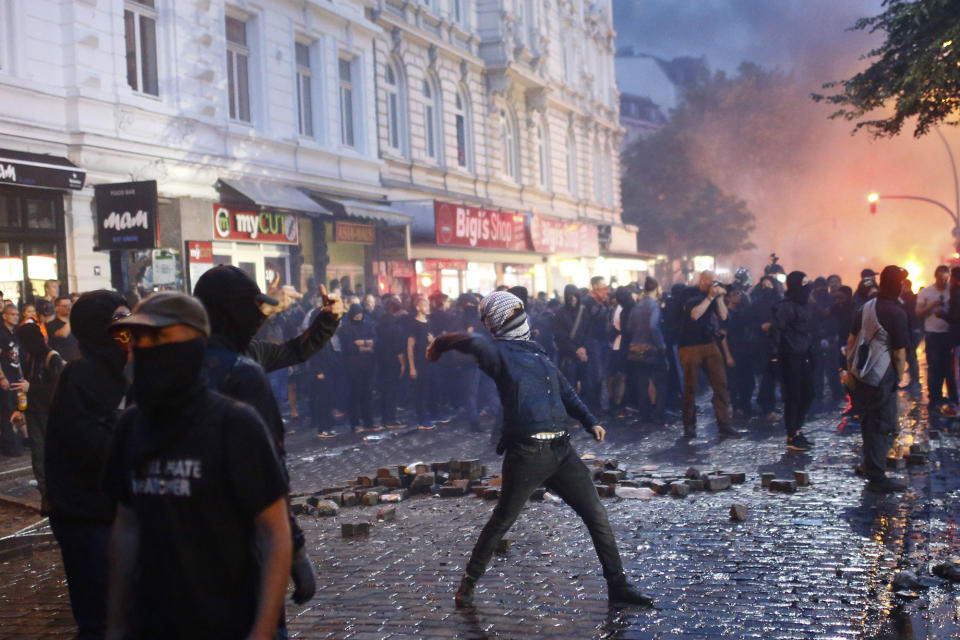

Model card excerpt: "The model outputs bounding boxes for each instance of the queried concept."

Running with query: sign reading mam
[94,180,158,250]
[213,204,299,245]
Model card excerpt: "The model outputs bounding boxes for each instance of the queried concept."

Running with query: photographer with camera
[676,271,739,439]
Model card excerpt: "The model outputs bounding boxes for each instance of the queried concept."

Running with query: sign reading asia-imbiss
[94,180,158,250]
[434,201,528,251]
[213,204,299,245]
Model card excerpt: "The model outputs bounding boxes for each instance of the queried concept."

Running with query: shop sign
[389,261,415,278]
[0,150,85,190]
[187,241,213,263]
[528,214,599,257]
[335,221,376,244]
[425,259,467,271]
[213,204,299,245]
[434,201,529,251]
[608,226,639,254]
[94,180,158,250]
[151,249,177,285]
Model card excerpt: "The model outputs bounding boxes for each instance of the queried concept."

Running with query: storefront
[528,212,600,292]
[0,149,86,305]
[593,224,664,287]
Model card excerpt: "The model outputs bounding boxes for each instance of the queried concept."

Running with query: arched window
[593,139,603,204]
[423,77,442,164]
[500,108,520,181]
[454,88,472,170]
[385,61,407,156]
[566,128,578,197]
[535,121,549,189]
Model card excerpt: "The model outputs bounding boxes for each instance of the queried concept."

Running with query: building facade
[0,0,639,306]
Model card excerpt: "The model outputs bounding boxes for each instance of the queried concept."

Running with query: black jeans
[780,353,814,438]
[377,359,401,425]
[464,437,625,584]
[855,380,899,481]
[629,360,666,418]
[346,358,374,428]
[50,515,110,640]
[925,331,956,404]
[756,357,780,414]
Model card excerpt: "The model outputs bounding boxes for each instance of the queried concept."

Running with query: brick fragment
[377,467,398,479]
[439,485,466,498]
[910,442,931,455]
[378,476,402,489]
[488,476,502,487]
[769,479,797,493]
[599,470,626,483]
[729,504,748,522]
[408,473,435,494]
[706,475,732,491]
[414,463,430,475]
[670,482,690,498]
[482,488,501,500]
[760,473,775,488]
[595,484,616,498]
[376,506,396,522]
[686,479,705,491]
[361,492,380,506]
[356,475,374,487]
[685,467,701,479]
[340,492,358,507]
[725,472,746,484]
[314,500,339,516]
[793,471,810,487]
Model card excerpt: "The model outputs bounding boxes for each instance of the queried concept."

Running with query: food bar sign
[213,204,299,245]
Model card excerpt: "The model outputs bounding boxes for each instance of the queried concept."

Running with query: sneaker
[786,433,813,451]
[718,426,742,439]
[433,414,454,424]
[316,431,336,439]
[386,423,407,430]
[418,423,436,430]
[866,477,907,493]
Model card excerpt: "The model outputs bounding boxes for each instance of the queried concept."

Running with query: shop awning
[0,149,85,190]
[216,178,330,216]
[306,193,413,225]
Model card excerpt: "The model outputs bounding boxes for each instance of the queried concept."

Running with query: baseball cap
[193,264,279,306]
[111,292,211,336]
[860,268,877,279]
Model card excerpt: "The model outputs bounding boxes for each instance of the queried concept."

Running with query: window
[385,61,406,155]
[295,42,313,137]
[453,0,468,26]
[225,16,251,122]
[339,57,355,147]
[454,89,471,170]
[535,122,549,188]
[423,78,442,164]
[500,109,519,181]
[124,0,158,96]
[566,129,578,197]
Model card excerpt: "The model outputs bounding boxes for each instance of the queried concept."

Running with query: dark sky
[612,0,883,81]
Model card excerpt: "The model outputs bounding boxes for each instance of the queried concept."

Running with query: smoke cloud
[615,0,960,289]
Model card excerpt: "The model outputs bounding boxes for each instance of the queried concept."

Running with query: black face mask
[132,338,206,415]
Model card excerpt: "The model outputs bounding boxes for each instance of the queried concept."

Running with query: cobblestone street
[2,389,958,639]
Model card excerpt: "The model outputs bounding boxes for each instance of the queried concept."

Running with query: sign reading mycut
[94,180,158,250]
[213,204,299,245]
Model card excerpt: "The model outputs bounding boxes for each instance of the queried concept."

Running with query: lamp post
[867,192,960,250]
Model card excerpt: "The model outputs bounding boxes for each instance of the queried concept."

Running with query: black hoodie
[772,271,815,357]
[552,284,587,359]
[45,290,128,522]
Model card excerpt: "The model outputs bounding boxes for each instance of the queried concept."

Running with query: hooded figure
[44,290,129,639]
[772,271,816,451]
[425,294,654,610]
[553,284,589,384]
[339,303,376,431]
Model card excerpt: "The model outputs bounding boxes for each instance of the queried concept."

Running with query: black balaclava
[785,271,809,304]
[71,290,128,374]
[507,286,529,310]
[348,303,364,324]
[615,285,636,310]
[201,295,265,353]
[563,284,580,308]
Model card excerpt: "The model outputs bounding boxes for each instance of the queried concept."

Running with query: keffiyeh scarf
[480,291,531,341]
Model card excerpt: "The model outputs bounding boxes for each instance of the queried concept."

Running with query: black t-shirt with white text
[103,390,288,639]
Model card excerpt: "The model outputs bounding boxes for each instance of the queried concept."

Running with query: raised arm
[427,334,501,378]
[247,311,340,373]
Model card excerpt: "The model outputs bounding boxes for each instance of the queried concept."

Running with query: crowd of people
[0,256,938,637]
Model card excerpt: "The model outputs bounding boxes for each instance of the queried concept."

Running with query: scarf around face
[480,291,531,341]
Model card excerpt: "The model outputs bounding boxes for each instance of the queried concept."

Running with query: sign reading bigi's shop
[213,204,299,245]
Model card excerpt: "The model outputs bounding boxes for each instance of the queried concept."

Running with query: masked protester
[554,284,589,396]
[45,290,129,639]
[771,271,816,452]
[15,322,65,502]
[426,291,654,609]
[194,265,342,608]
[375,297,407,428]
[339,303,376,432]
[103,293,291,639]
[846,266,910,493]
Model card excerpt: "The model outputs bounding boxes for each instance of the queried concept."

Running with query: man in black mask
[771,271,816,452]
[104,293,291,639]
[847,266,910,493]
[45,290,129,639]
[194,265,342,607]
[339,303,376,432]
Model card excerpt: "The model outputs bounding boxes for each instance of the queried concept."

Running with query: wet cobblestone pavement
[2,389,960,639]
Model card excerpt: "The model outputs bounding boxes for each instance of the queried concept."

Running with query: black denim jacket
[434,334,597,441]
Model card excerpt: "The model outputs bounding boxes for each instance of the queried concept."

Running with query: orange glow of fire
[904,260,925,292]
